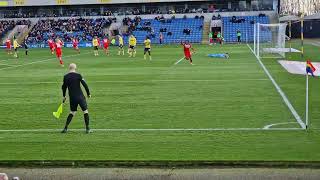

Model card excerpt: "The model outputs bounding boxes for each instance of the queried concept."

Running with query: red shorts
[56,49,62,57]
[209,38,213,43]
[50,46,55,50]
[6,46,11,49]
[184,51,191,59]
[73,44,78,49]
[104,45,109,49]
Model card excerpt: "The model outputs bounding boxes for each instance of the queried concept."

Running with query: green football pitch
[0,42,319,163]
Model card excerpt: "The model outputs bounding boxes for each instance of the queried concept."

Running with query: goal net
[253,23,300,59]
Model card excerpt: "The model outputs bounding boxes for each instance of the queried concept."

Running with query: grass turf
[0,43,319,162]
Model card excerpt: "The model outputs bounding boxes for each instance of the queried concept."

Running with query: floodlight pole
[289,20,292,59]
[300,14,304,59]
[257,23,260,58]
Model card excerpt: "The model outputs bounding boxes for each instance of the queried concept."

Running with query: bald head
[0,173,8,180]
[69,63,77,72]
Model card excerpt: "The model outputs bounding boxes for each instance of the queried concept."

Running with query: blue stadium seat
[126,18,204,44]
[222,16,270,43]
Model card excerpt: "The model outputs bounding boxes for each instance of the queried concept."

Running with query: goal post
[253,23,301,59]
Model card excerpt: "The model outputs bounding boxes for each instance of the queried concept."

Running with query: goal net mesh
[253,23,288,58]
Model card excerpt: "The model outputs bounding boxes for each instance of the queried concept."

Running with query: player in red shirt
[97,37,101,48]
[181,40,195,65]
[48,38,55,55]
[72,37,80,54]
[55,39,64,67]
[5,38,12,55]
[103,37,110,56]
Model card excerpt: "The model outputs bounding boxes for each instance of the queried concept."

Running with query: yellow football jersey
[144,39,151,48]
[129,36,137,46]
[92,39,99,46]
[13,40,19,48]
[118,36,124,45]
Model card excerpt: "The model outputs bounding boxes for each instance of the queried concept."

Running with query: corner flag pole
[306,71,309,129]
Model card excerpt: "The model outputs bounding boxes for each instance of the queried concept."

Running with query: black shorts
[94,46,98,50]
[144,48,151,52]
[70,97,88,112]
[14,48,18,52]
[129,45,135,49]
[119,44,123,48]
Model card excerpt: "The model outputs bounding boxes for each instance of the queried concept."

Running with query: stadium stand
[0,20,15,39]
[222,15,269,42]
[0,20,31,40]
[27,18,113,44]
[123,16,204,44]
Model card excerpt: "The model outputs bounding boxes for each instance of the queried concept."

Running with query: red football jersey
[48,39,54,46]
[72,39,78,46]
[103,39,109,46]
[183,44,192,52]
[6,39,11,47]
[55,41,63,50]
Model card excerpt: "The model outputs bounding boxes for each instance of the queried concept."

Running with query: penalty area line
[246,44,306,129]
[0,78,270,85]
[0,128,304,133]
[174,56,186,65]
[0,52,91,71]
[174,52,195,65]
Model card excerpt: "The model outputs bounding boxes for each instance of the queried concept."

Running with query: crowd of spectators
[27,18,113,44]
[0,20,31,39]
[0,6,209,18]
[0,20,15,39]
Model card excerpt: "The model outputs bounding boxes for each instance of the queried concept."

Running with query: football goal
[253,23,301,59]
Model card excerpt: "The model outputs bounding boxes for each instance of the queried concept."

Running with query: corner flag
[53,103,64,119]
[306,60,316,77]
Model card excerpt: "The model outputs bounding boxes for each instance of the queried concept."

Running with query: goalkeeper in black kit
[61,63,92,134]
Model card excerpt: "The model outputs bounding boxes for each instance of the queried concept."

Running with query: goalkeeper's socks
[84,113,90,130]
[144,55,146,60]
[64,114,74,129]
[149,56,152,61]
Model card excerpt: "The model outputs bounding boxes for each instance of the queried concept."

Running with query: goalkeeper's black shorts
[70,97,88,112]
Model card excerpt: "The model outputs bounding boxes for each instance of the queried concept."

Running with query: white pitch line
[0,52,90,71]
[0,63,15,67]
[0,78,269,85]
[247,44,306,129]
[174,56,186,65]
[263,122,299,130]
[0,59,15,62]
[0,128,305,133]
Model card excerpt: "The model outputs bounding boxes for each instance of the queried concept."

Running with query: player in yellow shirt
[117,35,124,56]
[92,36,99,56]
[128,35,137,57]
[13,38,21,58]
[144,36,152,60]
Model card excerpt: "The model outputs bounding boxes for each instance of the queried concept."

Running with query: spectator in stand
[159,32,164,44]
[183,28,191,35]
[27,18,112,44]
[237,30,242,44]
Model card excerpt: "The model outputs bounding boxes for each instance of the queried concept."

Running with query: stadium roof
[305,12,320,19]
[280,0,320,16]
[279,15,300,22]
